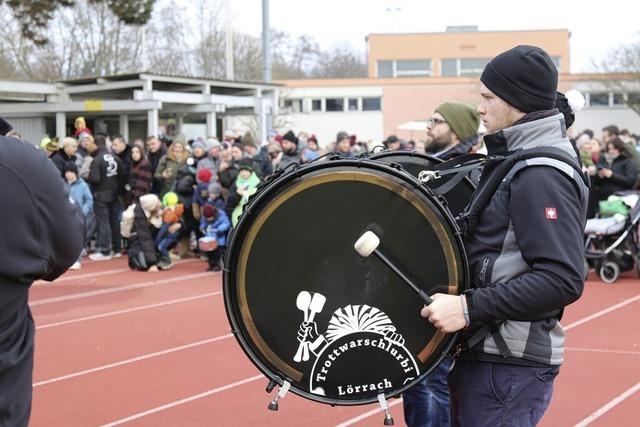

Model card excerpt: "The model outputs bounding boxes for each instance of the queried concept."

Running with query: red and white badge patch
[545,207,558,220]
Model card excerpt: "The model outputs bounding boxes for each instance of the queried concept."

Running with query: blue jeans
[154,223,179,259]
[449,358,559,427]
[403,358,452,427]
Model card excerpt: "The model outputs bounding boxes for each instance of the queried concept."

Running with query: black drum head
[224,161,468,405]
[369,151,475,217]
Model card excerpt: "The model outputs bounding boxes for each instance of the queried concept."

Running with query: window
[283,99,302,113]
[628,93,640,105]
[348,98,359,111]
[441,59,457,77]
[362,97,381,111]
[325,98,344,112]
[613,93,625,105]
[459,58,490,76]
[589,93,609,106]
[311,99,322,111]
[396,59,431,77]
[439,58,489,76]
[377,60,393,78]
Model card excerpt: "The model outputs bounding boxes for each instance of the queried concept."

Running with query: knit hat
[435,102,481,140]
[384,135,399,146]
[240,132,256,148]
[192,139,206,151]
[0,117,12,135]
[336,131,350,142]
[197,168,213,183]
[555,90,585,129]
[41,137,59,153]
[140,194,160,211]
[282,130,299,146]
[64,161,78,175]
[238,157,254,172]
[162,191,179,207]
[203,204,217,219]
[208,182,222,197]
[480,45,558,113]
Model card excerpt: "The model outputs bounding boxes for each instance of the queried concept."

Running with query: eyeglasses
[427,117,447,127]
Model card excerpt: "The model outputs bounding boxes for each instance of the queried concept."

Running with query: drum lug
[377,393,394,426]
[267,380,291,411]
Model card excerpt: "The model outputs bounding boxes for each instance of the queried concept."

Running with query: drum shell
[223,159,470,406]
[198,237,218,252]
[369,150,476,217]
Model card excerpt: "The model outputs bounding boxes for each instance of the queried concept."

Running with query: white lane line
[336,295,640,427]
[335,398,403,427]
[566,347,640,357]
[565,294,640,331]
[29,272,216,307]
[33,259,198,285]
[33,334,234,387]
[100,374,264,427]
[36,292,222,330]
[573,382,640,427]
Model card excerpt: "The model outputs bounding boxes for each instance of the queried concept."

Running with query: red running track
[28,260,640,426]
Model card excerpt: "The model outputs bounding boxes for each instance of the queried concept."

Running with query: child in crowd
[207,182,226,212]
[199,204,230,272]
[154,191,184,269]
[64,162,93,270]
[192,168,213,221]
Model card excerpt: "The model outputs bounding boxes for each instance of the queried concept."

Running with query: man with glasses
[425,102,481,161]
[403,102,480,427]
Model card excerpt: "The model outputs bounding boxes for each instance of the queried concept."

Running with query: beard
[425,133,452,154]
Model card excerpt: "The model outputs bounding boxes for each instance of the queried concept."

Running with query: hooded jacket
[464,112,588,366]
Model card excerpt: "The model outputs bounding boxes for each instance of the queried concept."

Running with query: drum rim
[223,159,470,406]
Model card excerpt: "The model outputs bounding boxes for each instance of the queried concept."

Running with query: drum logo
[293,291,420,398]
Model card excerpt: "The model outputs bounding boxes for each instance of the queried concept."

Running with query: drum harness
[419,146,589,360]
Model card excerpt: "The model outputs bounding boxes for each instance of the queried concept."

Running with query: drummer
[421,46,587,426]
[403,102,481,427]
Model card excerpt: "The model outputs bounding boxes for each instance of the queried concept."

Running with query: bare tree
[595,33,640,116]
[312,46,367,78]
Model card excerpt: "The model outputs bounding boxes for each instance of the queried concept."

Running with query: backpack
[120,203,137,238]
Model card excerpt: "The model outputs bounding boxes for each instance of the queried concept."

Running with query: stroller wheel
[599,261,620,284]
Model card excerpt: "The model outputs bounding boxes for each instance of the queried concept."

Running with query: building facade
[278,28,640,146]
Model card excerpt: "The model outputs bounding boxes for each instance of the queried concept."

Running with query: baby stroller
[584,191,640,283]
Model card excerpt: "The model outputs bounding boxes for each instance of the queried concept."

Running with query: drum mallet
[354,230,433,306]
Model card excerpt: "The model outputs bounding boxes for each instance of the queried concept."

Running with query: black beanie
[64,161,78,175]
[555,92,574,129]
[480,45,558,113]
[282,130,299,146]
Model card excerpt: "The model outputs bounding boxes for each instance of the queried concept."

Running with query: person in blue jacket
[199,204,230,271]
[64,162,94,270]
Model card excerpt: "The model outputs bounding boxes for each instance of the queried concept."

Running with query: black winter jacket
[0,136,83,426]
[88,148,126,203]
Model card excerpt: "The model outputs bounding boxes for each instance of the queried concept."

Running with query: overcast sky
[177,0,639,73]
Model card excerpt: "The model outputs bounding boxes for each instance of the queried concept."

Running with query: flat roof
[60,72,281,89]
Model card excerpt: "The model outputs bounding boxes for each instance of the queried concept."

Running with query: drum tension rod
[377,393,394,426]
[267,380,291,411]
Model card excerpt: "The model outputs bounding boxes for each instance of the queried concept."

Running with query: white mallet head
[354,230,381,257]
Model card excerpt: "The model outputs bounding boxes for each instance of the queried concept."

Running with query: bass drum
[223,159,469,406]
[369,151,476,217]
